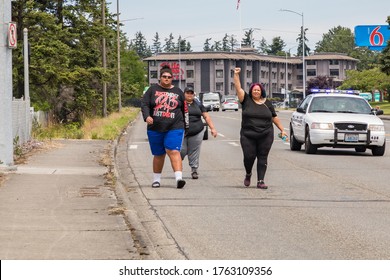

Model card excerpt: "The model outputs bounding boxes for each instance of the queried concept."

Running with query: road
[122,110,390,259]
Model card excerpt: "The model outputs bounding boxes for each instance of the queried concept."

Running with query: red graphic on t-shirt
[153,91,179,119]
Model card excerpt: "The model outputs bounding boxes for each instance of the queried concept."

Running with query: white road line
[228,142,240,147]
[129,145,138,149]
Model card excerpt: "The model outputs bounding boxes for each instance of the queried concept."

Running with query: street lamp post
[280,9,305,98]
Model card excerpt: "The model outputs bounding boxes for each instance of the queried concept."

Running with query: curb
[112,118,186,260]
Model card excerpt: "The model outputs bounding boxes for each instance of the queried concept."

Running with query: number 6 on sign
[354,25,390,51]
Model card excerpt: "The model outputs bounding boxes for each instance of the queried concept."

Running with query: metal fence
[12,98,32,145]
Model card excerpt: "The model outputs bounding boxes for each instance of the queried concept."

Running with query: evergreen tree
[380,16,390,75]
[268,36,286,55]
[151,32,162,54]
[164,33,175,52]
[203,38,212,51]
[131,31,152,58]
[257,37,269,54]
[296,26,310,56]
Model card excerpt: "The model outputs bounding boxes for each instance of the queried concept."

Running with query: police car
[289,91,386,156]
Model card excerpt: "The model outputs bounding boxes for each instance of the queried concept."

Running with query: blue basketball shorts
[147,129,185,156]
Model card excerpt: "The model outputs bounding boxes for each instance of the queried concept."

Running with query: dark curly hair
[249,83,266,98]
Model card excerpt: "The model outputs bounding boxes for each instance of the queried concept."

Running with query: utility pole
[0,0,15,168]
[102,0,107,117]
[116,0,121,112]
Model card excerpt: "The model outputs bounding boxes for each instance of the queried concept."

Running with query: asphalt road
[122,110,390,260]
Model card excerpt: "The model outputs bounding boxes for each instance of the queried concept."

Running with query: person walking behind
[141,65,189,189]
[233,67,287,189]
[180,87,217,179]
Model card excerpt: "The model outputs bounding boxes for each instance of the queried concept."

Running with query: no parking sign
[8,22,17,49]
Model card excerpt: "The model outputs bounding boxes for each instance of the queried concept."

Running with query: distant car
[221,98,239,111]
[202,92,220,112]
[289,93,386,156]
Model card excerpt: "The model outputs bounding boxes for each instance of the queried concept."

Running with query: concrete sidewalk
[0,139,147,259]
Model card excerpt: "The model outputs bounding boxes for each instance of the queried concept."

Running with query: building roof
[144,51,358,64]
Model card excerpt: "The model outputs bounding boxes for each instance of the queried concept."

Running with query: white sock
[153,173,161,183]
[174,171,183,181]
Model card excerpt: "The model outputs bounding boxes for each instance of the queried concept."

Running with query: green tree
[151,32,162,54]
[257,37,269,54]
[339,68,390,101]
[221,34,230,51]
[268,37,286,55]
[120,49,147,102]
[314,25,379,70]
[211,41,222,51]
[12,0,141,123]
[176,36,192,52]
[203,38,212,51]
[315,26,355,54]
[164,33,175,52]
[296,26,310,56]
[130,31,152,58]
[380,16,390,75]
[242,29,255,48]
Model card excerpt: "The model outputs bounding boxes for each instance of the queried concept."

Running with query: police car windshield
[309,96,372,114]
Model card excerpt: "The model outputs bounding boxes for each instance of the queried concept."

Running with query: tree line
[11,1,390,125]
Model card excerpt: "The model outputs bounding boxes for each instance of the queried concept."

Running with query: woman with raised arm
[233,67,287,189]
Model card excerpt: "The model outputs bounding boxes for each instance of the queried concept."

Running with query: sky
[108,0,389,53]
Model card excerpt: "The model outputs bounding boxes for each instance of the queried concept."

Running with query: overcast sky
[108,0,389,53]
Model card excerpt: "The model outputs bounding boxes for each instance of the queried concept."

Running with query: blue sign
[354,25,390,51]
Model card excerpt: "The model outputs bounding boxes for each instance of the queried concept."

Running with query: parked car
[289,93,386,156]
[201,92,220,112]
[222,98,239,111]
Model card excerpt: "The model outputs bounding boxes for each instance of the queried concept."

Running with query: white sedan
[289,93,386,156]
[221,98,239,111]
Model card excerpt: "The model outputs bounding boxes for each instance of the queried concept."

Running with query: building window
[150,61,157,66]
[296,64,303,69]
[307,60,316,65]
[216,60,223,65]
[187,70,194,78]
[247,61,251,66]
[297,75,303,80]
[329,60,339,65]
[186,60,194,66]
[307,69,316,76]
[330,69,339,76]
[246,70,252,78]
[216,69,223,78]
[216,82,223,91]
[150,71,158,79]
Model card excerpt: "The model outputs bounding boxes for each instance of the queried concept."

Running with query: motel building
[144,49,358,100]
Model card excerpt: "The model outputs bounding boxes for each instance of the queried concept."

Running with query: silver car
[289,93,386,156]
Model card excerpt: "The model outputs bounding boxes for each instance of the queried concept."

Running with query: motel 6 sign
[354,25,390,51]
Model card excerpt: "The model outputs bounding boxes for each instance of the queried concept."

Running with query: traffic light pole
[0,0,15,168]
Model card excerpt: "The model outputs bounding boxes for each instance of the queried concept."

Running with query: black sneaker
[177,179,186,189]
[152,181,160,188]
[244,173,251,187]
[191,171,199,179]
